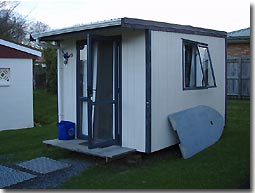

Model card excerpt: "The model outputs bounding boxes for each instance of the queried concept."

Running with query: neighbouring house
[0,39,41,131]
[226,27,250,98]
[34,18,226,159]
[227,27,250,57]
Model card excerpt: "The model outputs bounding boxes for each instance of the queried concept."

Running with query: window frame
[182,39,216,90]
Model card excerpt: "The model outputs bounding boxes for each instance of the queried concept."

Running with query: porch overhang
[33,18,122,41]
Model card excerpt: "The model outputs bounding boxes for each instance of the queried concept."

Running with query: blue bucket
[57,121,75,140]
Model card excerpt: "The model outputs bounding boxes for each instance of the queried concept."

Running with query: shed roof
[227,27,250,43]
[228,27,250,37]
[35,17,226,41]
[0,39,42,57]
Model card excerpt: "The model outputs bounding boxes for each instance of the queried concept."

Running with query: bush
[43,46,57,94]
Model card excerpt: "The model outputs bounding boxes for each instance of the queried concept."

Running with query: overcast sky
[15,0,251,32]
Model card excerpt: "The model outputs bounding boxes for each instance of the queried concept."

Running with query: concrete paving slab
[17,157,71,174]
[0,165,36,188]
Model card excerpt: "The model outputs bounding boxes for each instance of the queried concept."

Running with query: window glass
[184,44,195,88]
[79,44,88,97]
[183,40,216,90]
[198,46,216,87]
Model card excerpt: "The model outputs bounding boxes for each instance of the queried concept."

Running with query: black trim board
[38,17,226,41]
[121,18,226,38]
[145,29,151,153]
[76,40,89,140]
[76,41,81,139]
[224,38,227,127]
[118,38,122,146]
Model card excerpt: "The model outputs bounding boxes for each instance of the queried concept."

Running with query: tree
[28,21,56,93]
[0,1,51,45]
[43,46,57,94]
[0,1,27,42]
[0,1,57,93]
[24,20,50,47]
[27,21,56,93]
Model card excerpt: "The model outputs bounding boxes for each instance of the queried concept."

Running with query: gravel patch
[4,158,94,189]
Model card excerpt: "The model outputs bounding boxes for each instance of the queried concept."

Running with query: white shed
[35,18,226,156]
[0,39,41,131]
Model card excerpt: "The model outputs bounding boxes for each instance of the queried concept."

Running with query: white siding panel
[0,59,34,130]
[122,29,146,152]
[60,40,77,123]
[151,31,226,152]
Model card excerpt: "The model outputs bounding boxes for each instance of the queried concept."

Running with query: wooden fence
[226,57,250,98]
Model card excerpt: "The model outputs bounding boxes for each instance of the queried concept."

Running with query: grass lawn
[0,90,250,189]
[0,90,74,162]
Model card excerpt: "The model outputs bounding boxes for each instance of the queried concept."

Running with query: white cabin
[0,39,41,131]
[35,18,226,153]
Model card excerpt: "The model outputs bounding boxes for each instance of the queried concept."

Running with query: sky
[14,0,251,33]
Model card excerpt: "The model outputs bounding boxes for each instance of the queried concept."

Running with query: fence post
[240,57,243,98]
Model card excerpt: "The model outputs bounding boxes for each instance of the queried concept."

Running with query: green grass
[0,90,74,162]
[59,99,250,189]
[33,89,57,125]
[0,90,250,189]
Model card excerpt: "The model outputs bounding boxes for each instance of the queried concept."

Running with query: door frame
[76,34,122,148]
[76,39,88,140]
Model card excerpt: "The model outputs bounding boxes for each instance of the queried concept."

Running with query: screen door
[87,34,120,149]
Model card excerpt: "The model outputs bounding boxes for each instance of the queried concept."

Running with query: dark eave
[34,18,122,41]
[121,18,226,38]
[35,17,227,41]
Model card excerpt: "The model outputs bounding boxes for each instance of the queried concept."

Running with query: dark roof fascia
[0,38,41,57]
[38,25,121,41]
[0,37,41,53]
[36,17,227,41]
[38,30,86,41]
[121,17,227,38]
[35,18,122,41]
[0,44,39,59]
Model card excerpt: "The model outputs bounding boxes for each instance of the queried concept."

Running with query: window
[0,68,10,86]
[183,39,216,90]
